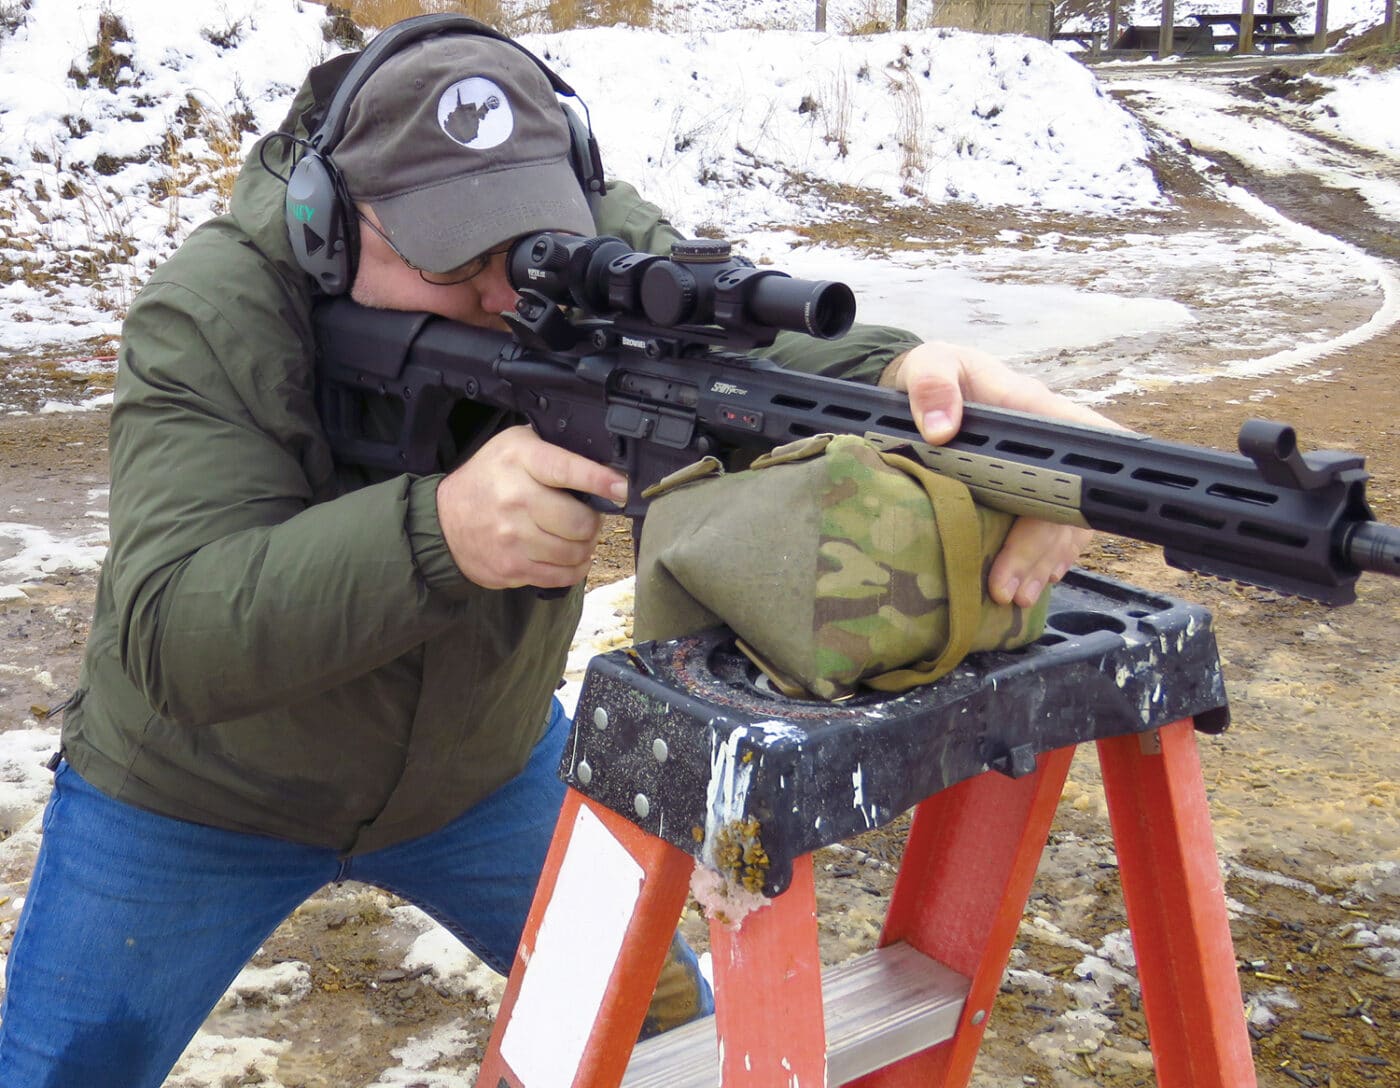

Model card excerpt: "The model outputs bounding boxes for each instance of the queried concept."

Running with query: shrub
[0,0,31,38]
[85,9,134,92]
[322,4,365,48]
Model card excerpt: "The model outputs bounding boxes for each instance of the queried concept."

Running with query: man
[0,17,1112,1086]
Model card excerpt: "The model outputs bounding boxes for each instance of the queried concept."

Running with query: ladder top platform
[562,569,1229,895]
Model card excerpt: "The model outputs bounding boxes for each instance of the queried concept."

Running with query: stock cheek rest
[634,434,1050,701]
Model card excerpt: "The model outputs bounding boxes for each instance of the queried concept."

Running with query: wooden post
[1159,0,1175,57]
[896,0,908,30]
[816,0,826,32]
[1108,1,1119,50]
[1240,0,1255,53]
[1387,0,1397,45]
[1313,0,1328,52]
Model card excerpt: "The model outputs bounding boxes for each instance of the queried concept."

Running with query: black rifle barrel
[1346,520,1400,578]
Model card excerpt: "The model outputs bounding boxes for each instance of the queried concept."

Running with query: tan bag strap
[749,434,834,470]
[863,451,985,690]
[639,455,724,500]
[734,637,821,700]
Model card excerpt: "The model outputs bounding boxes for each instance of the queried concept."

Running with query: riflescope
[507,233,856,341]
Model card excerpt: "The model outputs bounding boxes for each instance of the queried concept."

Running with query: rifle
[313,233,1399,606]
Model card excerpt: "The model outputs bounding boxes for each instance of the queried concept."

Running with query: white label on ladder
[499,802,644,1086]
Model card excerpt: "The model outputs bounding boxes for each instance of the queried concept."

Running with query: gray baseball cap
[334,34,595,274]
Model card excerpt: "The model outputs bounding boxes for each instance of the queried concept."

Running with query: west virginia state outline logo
[437,77,513,149]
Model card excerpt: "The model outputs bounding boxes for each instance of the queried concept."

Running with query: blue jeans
[0,700,710,1087]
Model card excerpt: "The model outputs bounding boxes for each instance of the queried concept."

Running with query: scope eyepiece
[507,233,632,314]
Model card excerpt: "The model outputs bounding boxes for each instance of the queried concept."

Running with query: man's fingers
[987,520,1092,607]
[436,425,621,590]
[892,341,1124,447]
[529,486,607,546]
[912,393,960,445]
[891,341,1026,445]
[880,343,1119,607]
[520,551,598,589]
[520,434,628,507]
[889,345,966,445]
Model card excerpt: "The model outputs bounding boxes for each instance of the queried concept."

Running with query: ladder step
[622,942,969,1087]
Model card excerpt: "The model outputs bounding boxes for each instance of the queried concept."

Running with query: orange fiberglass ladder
[477,569,1258,1088]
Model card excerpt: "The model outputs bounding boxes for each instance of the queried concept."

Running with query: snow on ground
[1309,66,1400,155]
[758,223,1396,400]
[545,26,1163,222]
[1062,0,1390,40]
[3,0,1165,354]
[0,0,1397,1083]
[1106,62,1400,218]
[0,0,1393,387]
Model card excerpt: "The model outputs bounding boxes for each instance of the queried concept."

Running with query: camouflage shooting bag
[634,434,1049,701]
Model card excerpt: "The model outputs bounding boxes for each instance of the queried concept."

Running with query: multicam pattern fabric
[636,434,1049,700]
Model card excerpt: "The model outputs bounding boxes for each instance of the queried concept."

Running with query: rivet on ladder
[634,793,651,819]
[971,1009,986,1025]
[594,706,609,730]
[652,738,669,763]
[577,760,593,785]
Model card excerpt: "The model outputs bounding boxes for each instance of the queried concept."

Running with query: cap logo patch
[437,77,514,150]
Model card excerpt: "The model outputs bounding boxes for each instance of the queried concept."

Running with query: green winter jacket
[60,55,921,854]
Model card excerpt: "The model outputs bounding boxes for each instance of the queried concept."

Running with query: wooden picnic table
[1189,11,1312,52]
[1052,29,1106,54]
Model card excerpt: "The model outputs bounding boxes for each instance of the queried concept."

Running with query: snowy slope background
[0,0,1393,356]
[0,0,1162,351]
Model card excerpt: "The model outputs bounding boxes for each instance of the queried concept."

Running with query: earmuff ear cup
[286,150,354,295]
[561,101,606,200]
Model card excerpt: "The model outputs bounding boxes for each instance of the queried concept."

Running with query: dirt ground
[0,56,1396,1088]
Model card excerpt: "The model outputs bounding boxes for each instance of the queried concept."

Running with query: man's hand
[880,341,1123,609]
[436,425,628,590]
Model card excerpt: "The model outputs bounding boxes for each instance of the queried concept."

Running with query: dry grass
[67,8,132,91]
[0,0,32,37]
[892,75,925,196]
[547,0,648,30]
[931,0,1052,37]
[362,0,509,30]
[343,0,651,32]
[836,0,894,35]
[818,66,854,159]
[1311,28,1400,72]
[156,90,258,234]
